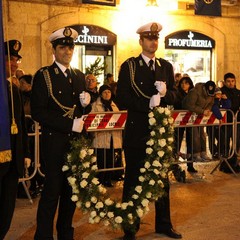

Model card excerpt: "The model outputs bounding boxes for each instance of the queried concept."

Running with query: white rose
[76,201,81,208]
[90,211,97,218]
[121,202,128,210]
[149,179,155,185]
[116,203,121,208]
[132,194,139,200]
[62,165,69,172]
[91,156,97,163]
[168,137,174,143]
[138,176,145,182]
[153,169,160,175]
[107,212,114,218]
[158,139,166,147]
[157,150,164,158]
[71,165,77,172]
[82,172,90,178]
[140,168,146,173]
[94,216,101,223]
[168,117,174,124]
[91,196,97,203]
[98,185,106,194]
[128,201,134,206]
[165,108,171,115]
[141,199,149,207]
[146,192,152,198]
[103,220,110,226]
[136,208,144,218]
[158,180,164,188]
[80,149,87,159]
[105,198,114,206]
[152,160,161,167]
[83,162,90,168]
[168,146,172,151]
[150,131,156,136]
[135,186,142,193]
[149,117,156,126]
[71,195,78,202]
[92,178,99,185]
[80,179,88,188]
[91,165,98,171]
[146,139,154,146]
[144,162,151,169]
[148,111,154,118]
[128,213,133,219]
[89,217,94,224]
[67,154,71,161]
[146,147,153,155]
[67,177,76,186]
[88,148,94,155]
[158,107,164,114]
[161,172,167,178]
[85,201,91,208]
[159,127,165,134]
[162,118,168,126]
[115,216,123,223]
[100,212,106,218]
[95,201,104,209]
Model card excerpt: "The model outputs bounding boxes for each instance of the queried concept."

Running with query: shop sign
[70,25,116,46]
[165,31,215,50]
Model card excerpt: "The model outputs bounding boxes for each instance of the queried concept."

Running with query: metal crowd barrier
[19,109,240,202]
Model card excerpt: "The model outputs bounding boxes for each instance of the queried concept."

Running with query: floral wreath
[63,107,175,231]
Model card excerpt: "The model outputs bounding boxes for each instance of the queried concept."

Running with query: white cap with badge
[49,27,78,47]
[136,22,162,39]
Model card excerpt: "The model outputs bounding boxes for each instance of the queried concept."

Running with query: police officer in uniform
[0,40,30,239]
[116,22,182,240]
[31,27,91,240]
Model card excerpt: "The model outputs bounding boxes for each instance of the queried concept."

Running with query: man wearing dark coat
[0,40,30,239]
[31,27,91,240]
[116,22,181,240]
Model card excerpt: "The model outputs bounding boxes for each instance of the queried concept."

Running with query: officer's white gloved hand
[154,81,167,97]
[72,116,85,133]
[149,93,161,109]
[24,158,31,168]
[79,91,91,107]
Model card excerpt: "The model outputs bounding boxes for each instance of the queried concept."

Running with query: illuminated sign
[165,31,215,50]
[70,25,116,46]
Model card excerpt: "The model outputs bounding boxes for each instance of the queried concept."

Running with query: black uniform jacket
[116,55,176,149]
[7,82,29,177]
[31,62,87,135]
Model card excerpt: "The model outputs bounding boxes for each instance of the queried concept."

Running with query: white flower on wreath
[158,139,166,147]
[80,149,87,158]
[157,150,165,158]
[159,127,165,134]
[146,147,153,154]
[62,165,69,172]
[146,139,154,146]
[149,117,156,125]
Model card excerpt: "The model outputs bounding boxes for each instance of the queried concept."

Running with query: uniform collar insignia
[156,59,161,67]
[139,59,143,66]
[54,68,59,74]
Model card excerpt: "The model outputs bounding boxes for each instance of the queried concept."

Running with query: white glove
[79,91,91,108]
[154,81,167,97]
[72,116,85,133]
[149,93,161,109]
[24,158,31,168]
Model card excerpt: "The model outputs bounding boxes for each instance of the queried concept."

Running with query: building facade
[3,0,240,86]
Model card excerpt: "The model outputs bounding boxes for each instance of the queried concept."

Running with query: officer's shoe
[187,166,198,173]
[156,228,182,239]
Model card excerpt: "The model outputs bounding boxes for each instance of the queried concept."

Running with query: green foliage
[85,57,106,76]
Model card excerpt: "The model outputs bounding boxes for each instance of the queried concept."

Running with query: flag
[0,0,11,163]
[195,0,222,17]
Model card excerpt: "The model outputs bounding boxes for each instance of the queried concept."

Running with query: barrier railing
[19,109,240,192]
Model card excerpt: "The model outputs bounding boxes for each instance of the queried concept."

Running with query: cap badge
[63,27,72,37]
[150,23,158,32]
[13,41,20,51]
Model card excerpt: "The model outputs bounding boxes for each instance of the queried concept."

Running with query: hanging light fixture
[146,0,158,7]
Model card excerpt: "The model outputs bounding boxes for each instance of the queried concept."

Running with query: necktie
[148,59,155,76]
[65,68,72,84]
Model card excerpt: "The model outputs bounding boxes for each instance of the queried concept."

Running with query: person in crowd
[182,80,216,162]
[116,22,181,240]
[105,73,117,100]
[85,73,99,104]
[91,84,123,187]
[0,40,31,239]
[217,79,224,88]
[208,87,231,159]
[30,27,91,239]
[174,72,182,89]
[219,72,240,173]
[15,68,25,79]
[174,76,197,172]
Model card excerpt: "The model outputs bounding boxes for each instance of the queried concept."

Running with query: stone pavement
[5,161,240,240]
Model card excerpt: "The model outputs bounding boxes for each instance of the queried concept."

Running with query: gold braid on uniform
[127,58,151,100]
[43,69,76,119]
